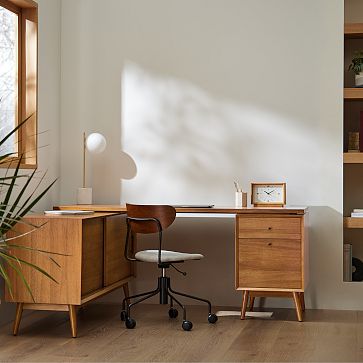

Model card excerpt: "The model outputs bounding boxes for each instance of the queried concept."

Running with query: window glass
[25,19,37,163]
[0,5,18,156]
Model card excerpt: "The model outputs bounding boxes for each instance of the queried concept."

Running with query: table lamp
[77,132,107,204]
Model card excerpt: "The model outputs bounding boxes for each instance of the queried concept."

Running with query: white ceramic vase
[355,72,363,87]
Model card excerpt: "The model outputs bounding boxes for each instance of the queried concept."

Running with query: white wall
[345,0,363,22]
[36,0,61,210]
[58,0,353,309]
[0,0,61,326]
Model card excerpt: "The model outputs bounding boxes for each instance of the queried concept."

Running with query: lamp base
[77,187,92,205]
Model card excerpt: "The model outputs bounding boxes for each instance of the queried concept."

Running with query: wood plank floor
[0,303,362,362]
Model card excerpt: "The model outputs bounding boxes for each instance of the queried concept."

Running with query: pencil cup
[235,192,247,208]
[77,187,92,205]
[242,192,247,207]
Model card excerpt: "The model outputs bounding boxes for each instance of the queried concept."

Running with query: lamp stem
[83,132,86,188]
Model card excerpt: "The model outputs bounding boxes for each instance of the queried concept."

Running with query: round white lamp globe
[86,133,107,154]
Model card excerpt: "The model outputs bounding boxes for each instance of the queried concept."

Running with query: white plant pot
[77,187,92,205]
[355,72,363,87]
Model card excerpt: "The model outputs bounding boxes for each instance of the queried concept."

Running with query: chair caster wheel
[125,317,136,329]
[182,320,193,331]
[168,308,178,319]
[208,313,218,324]
[120,310,127,321]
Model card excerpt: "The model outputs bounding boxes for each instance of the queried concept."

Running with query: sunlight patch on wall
[122,62,322,206]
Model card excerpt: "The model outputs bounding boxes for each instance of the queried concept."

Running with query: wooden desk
[5,212,132,337]
[55,205,308,322]
[56,204,306,215]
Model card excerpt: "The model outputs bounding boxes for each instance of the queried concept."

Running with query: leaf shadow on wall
[121,62,320,206]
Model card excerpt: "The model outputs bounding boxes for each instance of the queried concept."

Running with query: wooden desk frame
[55,205,308,323]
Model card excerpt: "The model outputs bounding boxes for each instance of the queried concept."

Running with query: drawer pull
[268,242,272,246]
[268,227,272,230]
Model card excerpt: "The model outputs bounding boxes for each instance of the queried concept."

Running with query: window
[0,0,38,168]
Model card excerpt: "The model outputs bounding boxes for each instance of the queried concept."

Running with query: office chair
[120,204,218,331]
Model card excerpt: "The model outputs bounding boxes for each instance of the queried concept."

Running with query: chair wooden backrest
[126,204,176,234]
[124,204,176,263]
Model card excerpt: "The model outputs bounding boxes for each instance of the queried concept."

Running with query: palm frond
[0,251,58,284]
[0,115,32,149]
[0,115,58,301]
[0,262,13,299]
[6,243,68,257]
[3,257,35,302]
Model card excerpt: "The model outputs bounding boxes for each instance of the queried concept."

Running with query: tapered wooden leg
[292,292,303,322]
[123,283,130,304]
[68,305,77,338]
[13,303,23,336]
[249,296,255,312]
[299,292,305,312]
[241,290,250,320]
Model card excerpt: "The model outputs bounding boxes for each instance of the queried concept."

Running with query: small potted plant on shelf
[348,51,363,87]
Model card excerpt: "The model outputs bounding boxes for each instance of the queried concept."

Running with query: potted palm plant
[0,116,58,301]
[348,51,363,87]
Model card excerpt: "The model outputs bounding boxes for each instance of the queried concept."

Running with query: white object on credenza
[77,132,107,205]
[77,187,93,205]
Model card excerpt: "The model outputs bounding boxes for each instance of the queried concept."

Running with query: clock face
[251,183,286,206]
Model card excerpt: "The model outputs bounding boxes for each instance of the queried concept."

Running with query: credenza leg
[123,282,130,304]
[249,296,255,312]
[68,305,77,338]
[241,291,250,320]
[299,292,305,312]
[13,303,24,336]
[292,292,303,322]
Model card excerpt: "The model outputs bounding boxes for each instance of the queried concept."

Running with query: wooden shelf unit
[345,23,363,38]
[344,88,363,100]
[344,217,363,229]
[343,152,363,163]
[343,25,363,164]
[343,20,363,281]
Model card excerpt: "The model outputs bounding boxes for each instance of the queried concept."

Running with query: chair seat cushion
[135,249,204,263]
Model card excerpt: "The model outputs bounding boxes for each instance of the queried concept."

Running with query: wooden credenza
[5,212,132,337]
[235,212,308,321]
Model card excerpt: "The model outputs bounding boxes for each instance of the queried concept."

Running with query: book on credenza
[343,244,352,282]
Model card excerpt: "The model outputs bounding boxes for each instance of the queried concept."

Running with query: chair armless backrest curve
[124,204,177,264]
[126,204,176,233]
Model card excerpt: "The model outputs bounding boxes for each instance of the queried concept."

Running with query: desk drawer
[238,217,301,239]
[236,238,302,289]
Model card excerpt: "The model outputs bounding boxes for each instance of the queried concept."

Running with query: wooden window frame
[0,0,38,169]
